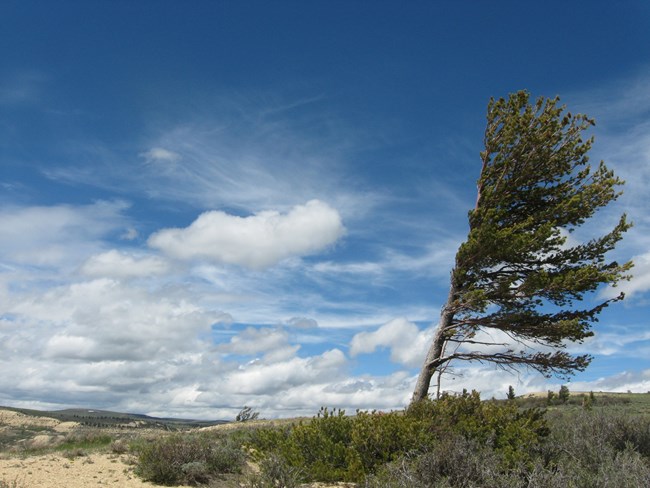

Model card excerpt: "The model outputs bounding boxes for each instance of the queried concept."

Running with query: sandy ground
[0,454,351,488]
[0,408,353,488]
[0,452,157,488]
[0,409,157,487]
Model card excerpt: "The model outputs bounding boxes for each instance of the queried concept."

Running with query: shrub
[110,439,128,454]
[250,407,414,483]
[408,390,549,467]
[132,433,245,486]
[283,407,354,482]
[365,433,526,488]
[348,409,432,478]
[251,392,549,484]
[247,453,303,488]
[558,384,570,404]
[49,431,113,457]
[547,390,556,405]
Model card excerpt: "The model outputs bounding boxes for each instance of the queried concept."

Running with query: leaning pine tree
[412,91,633,403]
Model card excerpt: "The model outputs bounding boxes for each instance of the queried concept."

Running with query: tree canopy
[412,91,632,403]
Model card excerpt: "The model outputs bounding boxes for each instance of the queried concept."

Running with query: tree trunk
[411,282,457,403]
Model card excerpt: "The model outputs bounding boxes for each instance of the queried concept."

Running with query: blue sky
[1,1,650,419]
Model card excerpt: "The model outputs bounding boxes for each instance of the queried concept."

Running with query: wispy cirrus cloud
[140,147,182,163]
[0,71,46,106]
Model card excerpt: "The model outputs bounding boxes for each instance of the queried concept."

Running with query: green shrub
[132,433,245,486]
[250,392,548,484]
[250,407,436,483]
[408,390,549,467]
[285,407,354,482]
[348,410,432,478]
[365,433,525,488]
[367,407,650,488]
[59,431,113,451]
[558,385,570,404]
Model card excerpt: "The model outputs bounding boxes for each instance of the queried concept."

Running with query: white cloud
[285,317,318,329]
[8,278,227,361]
[217,327,291,356]
[565,369,650,393]
[350,318,433,367]
[121,228,139,240]
[140,147,182,163]
[272,371,415,413]
[130,99,383,219]
[0,201,131,267]
[81,250,169,279]
[313,261,384,275]
[221,349,347,395]
[567,326,650,357]
[149,200,345,269]
[601,251,650,300]
[43,335,96,359]
[310,237,460,285]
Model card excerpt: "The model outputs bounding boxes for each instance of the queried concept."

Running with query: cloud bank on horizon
[1,2,650,419]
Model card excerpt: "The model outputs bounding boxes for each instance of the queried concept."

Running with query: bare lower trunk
[411,282,457,403]
[411,325,447,402]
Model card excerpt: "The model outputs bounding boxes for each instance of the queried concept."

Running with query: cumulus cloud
[9,278,228,361]
[81,250,169,279]
[43,335,96,359]
[0,201,131,266]
[217,327,291,356]
[148,200,345,269]
[221,349,348,395]
[350,318,433,368]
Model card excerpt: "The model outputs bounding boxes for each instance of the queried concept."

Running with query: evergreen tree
[558,384,570,404]
[413,91,632,403]
[547,390,556,405]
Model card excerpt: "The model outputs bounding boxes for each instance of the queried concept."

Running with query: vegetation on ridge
[2,391,650,487]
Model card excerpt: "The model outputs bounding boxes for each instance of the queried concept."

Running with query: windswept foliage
[413,91,632,402]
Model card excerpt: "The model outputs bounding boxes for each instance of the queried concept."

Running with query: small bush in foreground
[132,433,245,486]
[246,453,303,488]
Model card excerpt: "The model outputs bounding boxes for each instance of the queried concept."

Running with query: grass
[515,390,650,415]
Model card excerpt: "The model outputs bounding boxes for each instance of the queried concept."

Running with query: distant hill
[0,405,228,430]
